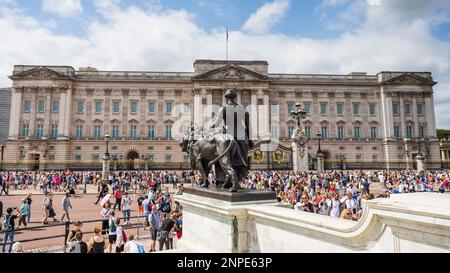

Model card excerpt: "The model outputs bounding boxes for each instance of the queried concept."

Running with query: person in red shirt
[113,188,122,211]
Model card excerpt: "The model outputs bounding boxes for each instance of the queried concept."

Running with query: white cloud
[242,0,290,34]
[42,0,83,17]
[1,0,450,128]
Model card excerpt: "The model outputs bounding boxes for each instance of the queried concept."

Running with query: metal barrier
[0,214,149,252]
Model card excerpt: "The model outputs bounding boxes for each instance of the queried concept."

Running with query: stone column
[58,88,67,138]
[43,88,52,139]
[399,96,406,138]
[29,88,37,137]
[206,90,213,124]
[193,89,202,125]
[425,96,436,137]
[412,97,419,137]
[250,91,258,140]
[8,87,22,139]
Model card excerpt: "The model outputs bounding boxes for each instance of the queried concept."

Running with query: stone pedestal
[102,155,110,183]
[317,151,324,173]
[416,154,425,172]
[292,128,309,172]
[174,186,277,253]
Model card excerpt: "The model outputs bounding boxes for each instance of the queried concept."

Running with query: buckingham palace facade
[1,59,442,171]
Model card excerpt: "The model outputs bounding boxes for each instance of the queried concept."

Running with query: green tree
[437,129,450,140]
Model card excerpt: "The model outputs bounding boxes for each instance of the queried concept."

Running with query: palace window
[112,125,120,139]
[113,101,120,113]
[406,126,413,139]
[336,103,343,116]
[405,103,411,116]
[271,125,278,139]
[419,126,425,138]
[94,125,102,139]
[36,124,44,139]
[52,100,59,113]
[51,124,58,139]
[148,101,155,113]
[24,100,31,113]
[320,103,327,115]
[394,126,400,139]
[22,124,29,137]
[369,104,376,116]
[184,103,190,113]
[95,101,102,113]
[166,102,173,114]
[130,101,138,114]
[305,126,311,139]
[288,126,294,139]
[271,104,278,115]
[92,154,100,161]
[338,126,344,139]
[354,126,361,139]
[287,103,294,114]
[356,154,362,161]
[76,125,83,139]
[165,125,172,139]
[77,101,84,113]
[370,127,377,140]
[417,103,424,115]
[353,103,360,116]
[75,155,81,161]
[148,125,155,139]
[130,125,137,139]
[392,103,399,116]
[165,155,172,162]
[321,126,328,139]
[148,154,154,161]
[38,100,45,113]
[303,102,310,114]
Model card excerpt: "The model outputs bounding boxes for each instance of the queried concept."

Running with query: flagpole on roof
[226,26,229,61]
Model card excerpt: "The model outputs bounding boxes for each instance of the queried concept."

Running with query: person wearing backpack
[2,207,18,253]
[107,211,117,253]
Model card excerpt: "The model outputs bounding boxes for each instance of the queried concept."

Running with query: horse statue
[179,125,240,192]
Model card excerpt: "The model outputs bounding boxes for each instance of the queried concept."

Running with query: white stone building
[2,59,441,170]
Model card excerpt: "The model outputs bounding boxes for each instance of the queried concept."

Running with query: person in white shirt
[115,219,125,253]
[327,193,341,218]
[124,234,144,253]
[345,192,357,218]
[121,193,132,225]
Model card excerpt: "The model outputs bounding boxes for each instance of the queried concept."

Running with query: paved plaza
[0,185,179,252]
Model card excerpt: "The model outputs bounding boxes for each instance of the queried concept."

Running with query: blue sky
[0,0,450,128]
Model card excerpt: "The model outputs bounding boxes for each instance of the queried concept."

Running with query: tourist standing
[17,198,28,228]
[100,202,112,235]
[121,192,132,225]
[158,214,176,251]
[148,205,160,252]
[108,211,117,253]
[25,193,32,223]
[113,187,122,211]
[124,234,145,253]
[87,227,106,253]
[60,193,73,223]
[115,219,126,253]
[2,208,18,253]
[69,231,87,253]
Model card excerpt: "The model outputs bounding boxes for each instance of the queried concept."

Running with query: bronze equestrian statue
[179,89,254,192]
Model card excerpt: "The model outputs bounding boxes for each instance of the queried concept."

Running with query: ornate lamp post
[316,132,324,173]
[102,133,111,183]
[290,103,309,172]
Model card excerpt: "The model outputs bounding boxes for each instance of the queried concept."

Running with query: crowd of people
[0,170,186,253]
[242,170,450,220]
[1,168,449,253]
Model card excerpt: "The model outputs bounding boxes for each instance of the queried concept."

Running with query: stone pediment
[192,64,269,81]
[10,66,72,80]
[382,73,437,86]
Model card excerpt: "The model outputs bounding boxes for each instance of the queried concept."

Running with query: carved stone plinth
[292,128,309,172]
